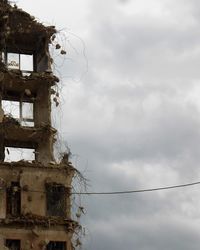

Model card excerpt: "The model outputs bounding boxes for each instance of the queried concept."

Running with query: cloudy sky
[16,0,200,249]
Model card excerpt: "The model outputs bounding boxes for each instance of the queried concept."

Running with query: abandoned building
[0,0,78,249]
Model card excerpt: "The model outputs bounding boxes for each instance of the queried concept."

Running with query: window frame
[2,97,35,127]
[5,51,35,73]
[46,183,66,217]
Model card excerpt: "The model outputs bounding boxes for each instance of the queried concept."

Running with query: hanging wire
[70,180,200,195]
[1,180,200,195]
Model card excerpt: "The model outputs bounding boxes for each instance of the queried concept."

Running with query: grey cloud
[64,79,200,165]
[85,0,200,81]
[62,1,200,248]
[85,215,200,250]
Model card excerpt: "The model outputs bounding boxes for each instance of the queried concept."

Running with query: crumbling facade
[0,1,77,249]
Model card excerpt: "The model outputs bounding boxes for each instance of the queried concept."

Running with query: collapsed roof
[0,0,56,52]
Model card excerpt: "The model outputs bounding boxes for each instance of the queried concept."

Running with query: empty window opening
[20,54,34,72]
[7,53,19,70]
[21,101,34,127]
[46,184,66,217]
[6,52,34,72]
[5,147,35,162]
[2,100,34,127]
[5,240,20,250]
[6,182,21,217]
[2,100,19,119]
[46,241,66,250]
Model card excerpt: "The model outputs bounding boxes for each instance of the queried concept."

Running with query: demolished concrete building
[0,0,78,249]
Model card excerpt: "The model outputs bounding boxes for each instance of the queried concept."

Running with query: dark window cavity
[46,183,66,217]
[6,182,21,216]
[5,239,20,250]
[46,241,66,250]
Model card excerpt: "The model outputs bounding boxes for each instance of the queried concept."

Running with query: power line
[2,180,200,195]
[71,181,200,195]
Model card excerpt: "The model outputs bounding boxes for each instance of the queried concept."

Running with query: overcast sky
[16,0,200,249]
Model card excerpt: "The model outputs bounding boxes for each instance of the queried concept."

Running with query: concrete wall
[0,228,73,250]
[0,164,74,219]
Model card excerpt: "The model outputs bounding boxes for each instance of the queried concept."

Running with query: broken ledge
[4,122,57,145]
[0,160,75,172]
[0,215,79,231]
[0,69,59,93]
